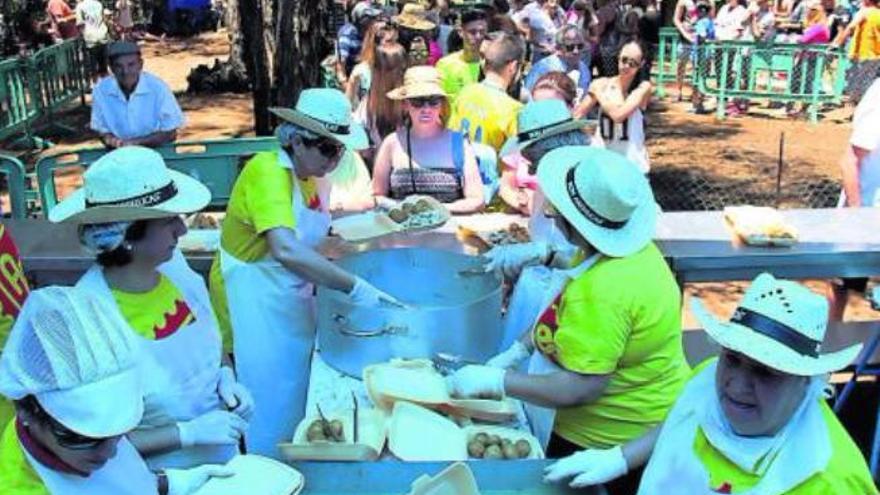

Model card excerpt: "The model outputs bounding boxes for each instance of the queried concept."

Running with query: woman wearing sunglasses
[209,88,403,459]
[372,66,484,213]
[0,287,232,495]
[47,147,252,471]
[575,39,653,174]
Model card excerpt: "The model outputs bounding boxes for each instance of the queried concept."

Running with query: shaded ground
[1,29,872,322]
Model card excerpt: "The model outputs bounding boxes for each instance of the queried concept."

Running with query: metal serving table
[291,460,587,494]
[7,208,880,286]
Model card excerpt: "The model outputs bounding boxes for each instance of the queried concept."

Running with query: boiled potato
[306,421,326,442]
[486,434,501,447]
[502,443,518,460]
[474,433,490,446]
[328,419,344,442]
[388,209,408,223]
[467,440,486,458]
[484,444,503,459]
[514,439,531,458]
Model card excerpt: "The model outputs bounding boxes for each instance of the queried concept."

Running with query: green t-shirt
[0,420,49,495]
[535,242,691,448]
[436,51,481,101]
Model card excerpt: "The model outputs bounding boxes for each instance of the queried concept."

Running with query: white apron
[76,251,232,469]
[25,437,158,495]
[219,160,331,459]
[503,254,601,448]
[638,361,831,495]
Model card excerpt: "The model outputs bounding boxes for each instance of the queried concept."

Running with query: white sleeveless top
[592,108,650,173]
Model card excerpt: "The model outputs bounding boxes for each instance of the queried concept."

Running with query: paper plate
[331,196,450,243]
[178,229,221,252]
[407,462,480,495]
[363,359,450,412]
[462,425,544,460]
[192,455,304,495]
[388,402,468,462]
[444,397,519,423]
[278,408,387,462]
[723,205,798,247]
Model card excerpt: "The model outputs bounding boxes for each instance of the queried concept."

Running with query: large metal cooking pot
[316,248,503,377]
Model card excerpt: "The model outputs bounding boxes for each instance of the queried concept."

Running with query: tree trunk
[272,0,333,109]
[239,0,272,134]
[224,0,246,70]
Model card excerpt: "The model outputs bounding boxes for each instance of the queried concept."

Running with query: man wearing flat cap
[90,41,184,149]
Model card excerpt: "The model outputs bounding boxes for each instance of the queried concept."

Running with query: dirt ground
[5,29,874,325]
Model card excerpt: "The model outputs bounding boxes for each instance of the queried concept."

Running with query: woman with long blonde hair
[345,20,399,108]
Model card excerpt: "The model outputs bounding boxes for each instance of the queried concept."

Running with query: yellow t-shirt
[694,393,877,493]
[110,274,195,340]
[208,151,320,349]
[0,420,49,495]
[533,243,691,448]
[448,81,522,156]
[436,51,481,102]
[851,7,880,61]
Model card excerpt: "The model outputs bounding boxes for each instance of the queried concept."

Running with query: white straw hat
[536,146,657,257]
[0,287,143,437]
[499,99,590,158]
[49,146,211,224]
[394,3,437,31]
[269,88,369,150]
[692,273,862,376]
[387,66,448,100]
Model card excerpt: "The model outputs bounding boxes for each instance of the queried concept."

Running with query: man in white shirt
[829,78,880,320]
[512,0,563,62]
[90,41,184,149]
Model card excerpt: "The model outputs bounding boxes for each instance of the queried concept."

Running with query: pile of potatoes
[388,199,437,225]
[467,432,532,460]
[305,419,345,443]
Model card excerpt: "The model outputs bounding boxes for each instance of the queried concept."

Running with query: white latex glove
[482,242,551,280]
[486,341,531,369]
[543,445,629,488]
[446,365,506,399]
[177,410,248,447]
[166,464,235,495]
[217,366,255,420]
[348,276,406,308]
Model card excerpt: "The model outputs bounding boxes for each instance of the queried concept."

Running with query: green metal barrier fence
[36,137,281,217]
[654,27,686,98]
[692,41,847,122]
[0,155,28,219]
[0,39,95,147]
[0,58,40,143]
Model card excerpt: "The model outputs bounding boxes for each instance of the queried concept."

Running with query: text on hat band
[565,168,627,230]
[85,181,179,209]
[516,117,573,142]
[731,307,822,358]
[313,117,350,135]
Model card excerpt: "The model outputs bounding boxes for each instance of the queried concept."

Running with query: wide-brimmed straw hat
[500,99,590,158]
[49,146,211,224]
[387,66,448,100]
[536,146,657,257]
[394,3,436,31]
[270,88,368,150]
[0,287,143,437]
[692,273,862,376]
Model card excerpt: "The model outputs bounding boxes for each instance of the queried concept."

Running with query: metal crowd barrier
[0,155,28,219]
[691,41,848,123]
[0,39,96,148]
[35,137,280,217]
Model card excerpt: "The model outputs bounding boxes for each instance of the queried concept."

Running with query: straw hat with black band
[269,88,369,151]
[536,146,657,258]
[692,272,862,376]
[49,146,211,225]
[387,65,448,100]
[394,3,437,31]
[500,99,591,158]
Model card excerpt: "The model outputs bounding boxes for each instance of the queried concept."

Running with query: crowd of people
[0,0,879,493]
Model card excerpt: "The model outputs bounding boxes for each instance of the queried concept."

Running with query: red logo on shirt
[714,482,733,493]
[154,299,195,339]
[308,194,322,210]
[533,293,563,363]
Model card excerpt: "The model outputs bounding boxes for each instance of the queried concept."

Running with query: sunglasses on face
[44,415,115,451]
[302,136,343,158]
[618,56,641,69]
[409,96,444,108]
[562,42,585,53]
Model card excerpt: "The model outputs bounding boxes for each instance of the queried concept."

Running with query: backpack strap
[450,130,466,186]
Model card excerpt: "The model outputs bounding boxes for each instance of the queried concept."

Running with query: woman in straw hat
[209,88,403,459]
[448,147,689,495]
[0,286,233,495]
[548,273,876,494]
[49,147,253,471]
[373,65,485,212]
[394,3,439,65]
